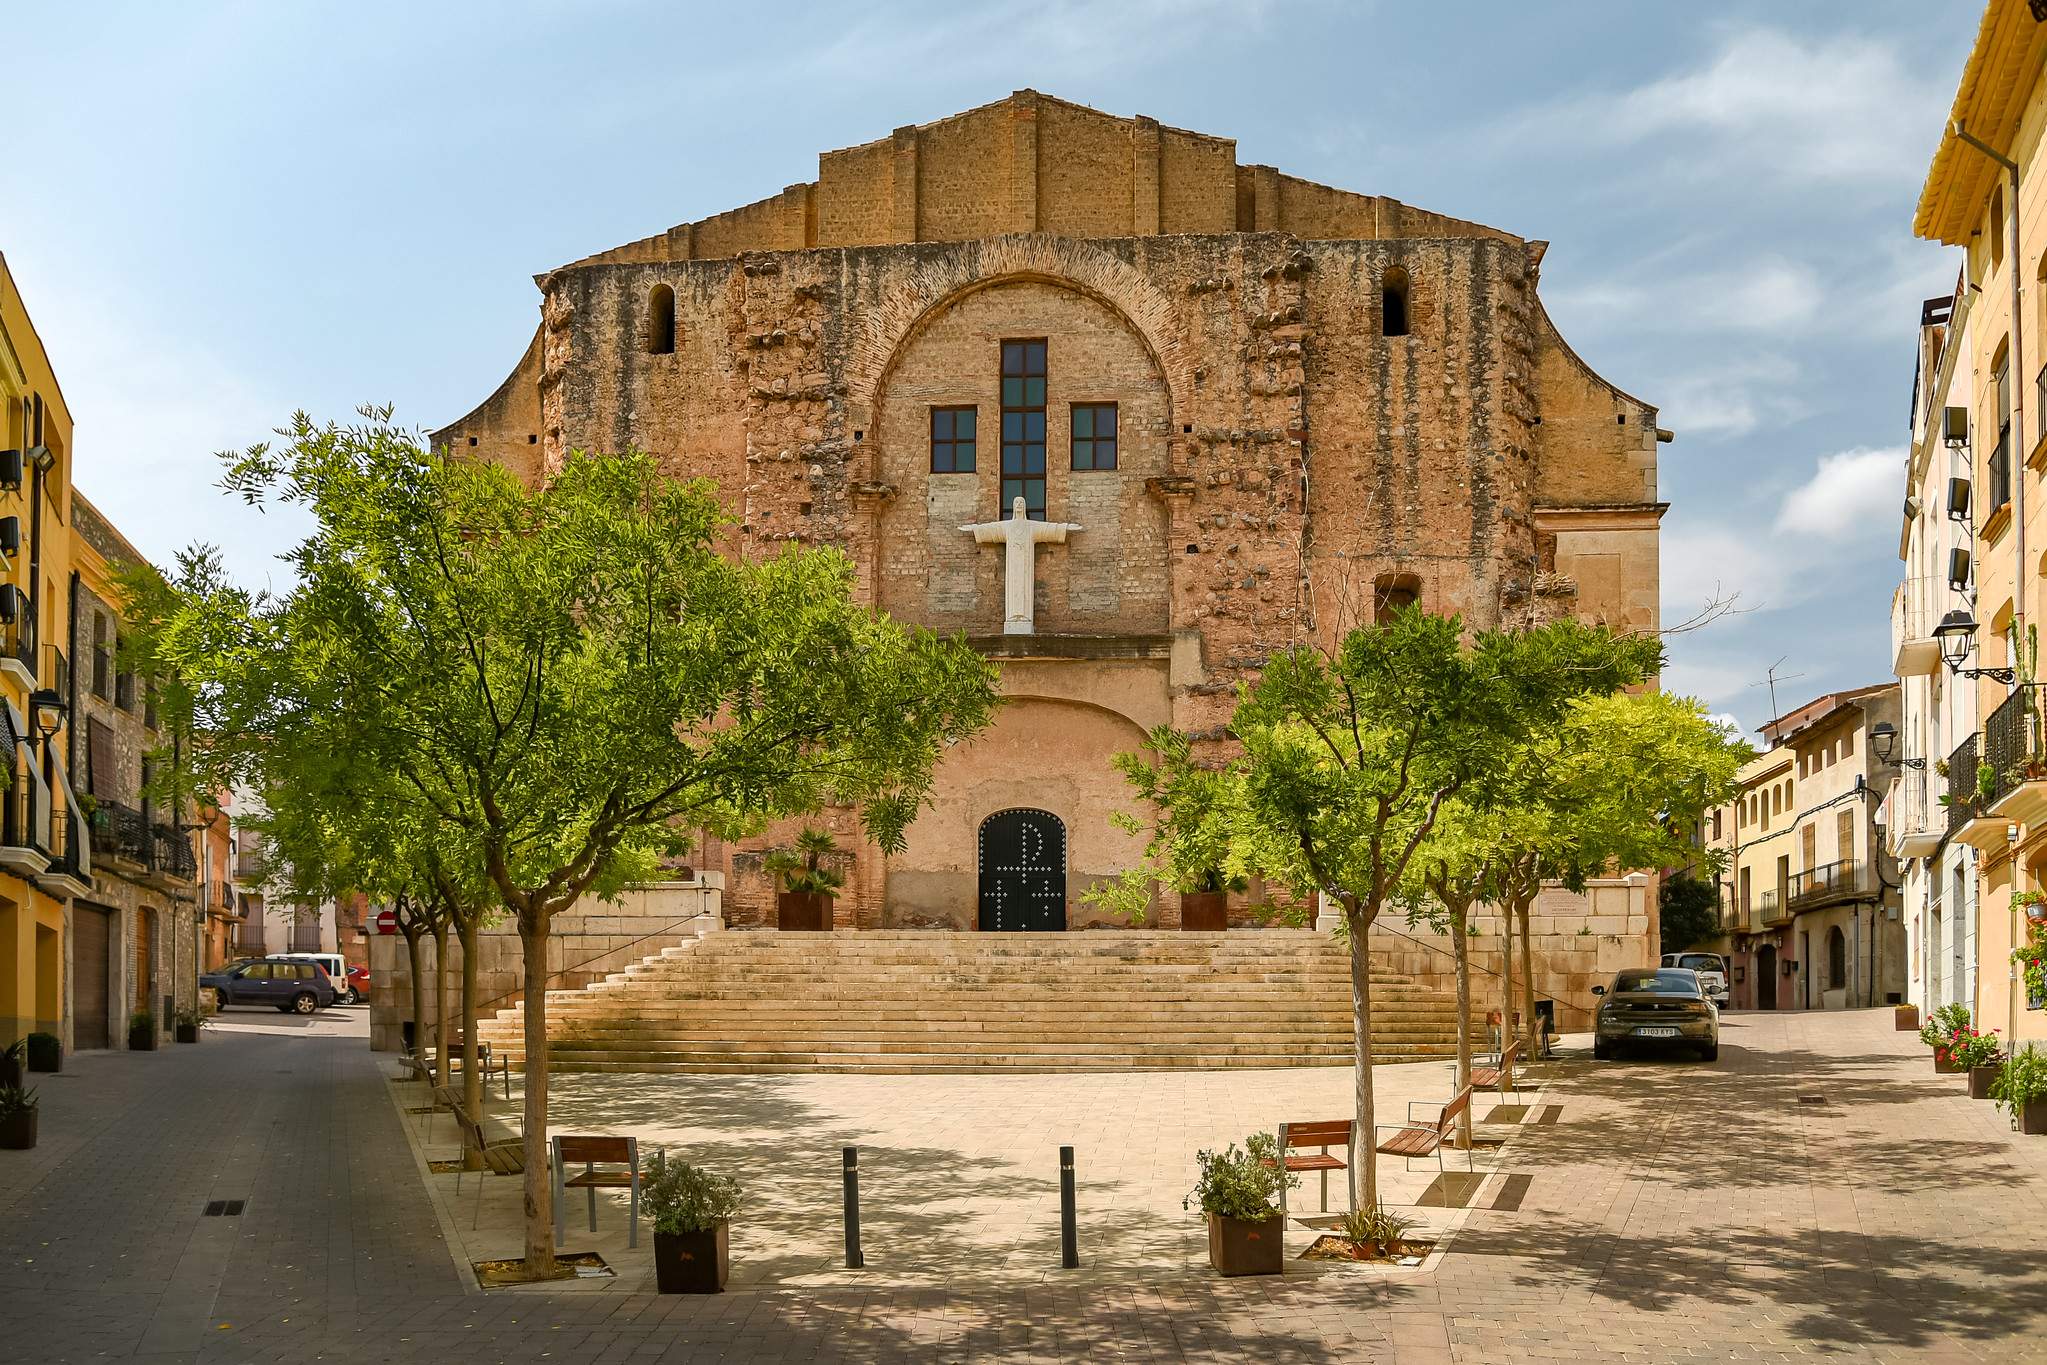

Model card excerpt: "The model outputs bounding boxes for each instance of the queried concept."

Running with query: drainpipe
[1952,121,2026,1044]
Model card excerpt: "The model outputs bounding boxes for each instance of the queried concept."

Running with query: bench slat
[1376,1128,1439,1157]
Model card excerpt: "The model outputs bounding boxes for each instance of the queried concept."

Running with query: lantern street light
[1934,608,2017,685]
[27,688,65,746]
[1868,721,1925,770]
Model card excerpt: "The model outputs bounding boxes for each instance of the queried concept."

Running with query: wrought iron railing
[1981,686,2037,810]
[1948,733,1980,834]
[1790,858,1863,907]
[1758,889,1783,923]
[3,610,34,679]
[1990,431,2014,517]
[90,800,150,864]
[150,824,197,881]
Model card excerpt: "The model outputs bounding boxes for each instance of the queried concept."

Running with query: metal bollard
[1059,1145,1078,1269]
[842,1145,864,1269]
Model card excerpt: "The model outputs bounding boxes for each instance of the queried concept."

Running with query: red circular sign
[374,908,398,935]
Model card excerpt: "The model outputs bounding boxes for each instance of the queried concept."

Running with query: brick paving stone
[6,1008,2047,1361]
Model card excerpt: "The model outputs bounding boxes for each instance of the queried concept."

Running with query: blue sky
[5,1,1973,731]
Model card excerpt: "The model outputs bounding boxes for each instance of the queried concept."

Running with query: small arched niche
[645,284,676,355]
[1381,266,1411,338]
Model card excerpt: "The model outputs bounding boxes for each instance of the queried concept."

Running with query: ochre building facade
[442,92,1668,932]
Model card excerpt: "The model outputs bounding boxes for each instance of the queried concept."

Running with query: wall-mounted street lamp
[27,688,65,746]
[1934,608,2017,685]
[1868,722,1924,770]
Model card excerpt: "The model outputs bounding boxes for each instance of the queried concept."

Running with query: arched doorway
[1755,944,1777,1010]
[978,809,1066,931]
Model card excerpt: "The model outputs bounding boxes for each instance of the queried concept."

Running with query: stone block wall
[365,879,722,1053]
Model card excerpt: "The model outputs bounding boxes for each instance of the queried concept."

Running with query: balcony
[1889,768,1945,859]
[0,758,50,875]
[150,823,197,884]
[1892,577,1941,677]
[1984,684,2047,831]
[1989,432,2014,524]
[89,800,151,868]
[1789,858,1866,911]
[1757,889,1786,925]
[1947,733,1980,836]
[0,607,32,689]
[34,791,93,899]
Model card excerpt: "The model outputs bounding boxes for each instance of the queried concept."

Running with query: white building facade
[1888,279,1981,1017]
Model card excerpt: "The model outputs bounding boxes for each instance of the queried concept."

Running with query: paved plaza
[4,1006,2047,1362]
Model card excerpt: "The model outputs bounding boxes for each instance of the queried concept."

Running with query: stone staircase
[476,929,1460,1074]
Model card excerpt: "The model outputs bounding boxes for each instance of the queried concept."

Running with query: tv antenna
[1749,657,1805,726]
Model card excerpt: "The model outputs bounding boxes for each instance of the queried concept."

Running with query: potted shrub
[0,1085,37,1150]
[764,827,842,932]
[2019,890,2047,928]
[25,1032,59,1074]
[1948,1027,2004,1099]
[642,1156,741,1294]
[173,1004,210,1045]
[128,1011,157,1052]
[1920,1003,1970,1074]
[1185,1131,1295,1277]
[0,1040,21,1090]
[1992,1043,2047,1135]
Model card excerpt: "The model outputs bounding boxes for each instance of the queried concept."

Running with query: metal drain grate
[1796,1095,1827,1106]
[202,1199,247,1217]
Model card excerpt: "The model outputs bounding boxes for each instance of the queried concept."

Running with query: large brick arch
[849,234,1189,471]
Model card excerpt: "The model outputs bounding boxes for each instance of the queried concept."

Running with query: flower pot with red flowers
[643,1157,740,1294]
[1187,1132,1295,1277]
[1948,1028,2004,1096]
[765,827,843,932]
[1993,1044,2047,1135]
[1919,1003,1972,1072]
[2013,924,2047,1009]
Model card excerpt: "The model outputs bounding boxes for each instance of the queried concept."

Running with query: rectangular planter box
[1207,1213,1283,1277]
[777,892,832,932]
[1935,1053,1967,1075]
[1970,1065,2001,1100]
[653,1223,728,1293]
[2020,1099,2047,1136]
[1894,1005,1920,1032]
[1180,892,1228,932]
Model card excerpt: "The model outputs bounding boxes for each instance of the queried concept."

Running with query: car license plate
[1633,1026,1680,1038]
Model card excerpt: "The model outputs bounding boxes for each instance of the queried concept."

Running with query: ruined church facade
[440,92,1666,932]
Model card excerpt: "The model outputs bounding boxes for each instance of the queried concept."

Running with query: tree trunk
[1450,901,1473,1148]
[520,911,556,1274]
[1346,901,1378,1212]
[401,923,426,1063]
[1517,897,1539,1061]
[459,914,483,1170]
[431,921,451,1089]
[1500,906,1515,1060]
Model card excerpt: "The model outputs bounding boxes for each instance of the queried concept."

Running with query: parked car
[1592,967,1719,1062]
[1661,951,1730,1008]
[346,963,371,1003]
[279,952,361,1005]
[199,958,337,1015]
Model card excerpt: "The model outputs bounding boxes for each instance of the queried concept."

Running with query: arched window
[645,284,676,355]
[1381,266,1410,338]
[1372,571,1421,623]
[1826,925,1847,990]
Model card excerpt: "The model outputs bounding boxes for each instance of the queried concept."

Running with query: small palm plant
[763,826,845,897]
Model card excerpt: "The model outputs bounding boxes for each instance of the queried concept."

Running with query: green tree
[137,411,999,1273]
[1658,873,1723,953]
[1212,610,1657,1209]
[1081,725,1246,925]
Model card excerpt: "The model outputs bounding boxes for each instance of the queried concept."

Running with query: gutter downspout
[1952,120,2025,1047]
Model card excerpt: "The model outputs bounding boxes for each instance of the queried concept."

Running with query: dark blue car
[201,957,337,1015]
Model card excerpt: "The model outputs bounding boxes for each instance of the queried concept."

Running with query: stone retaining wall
[366,878,723,1053]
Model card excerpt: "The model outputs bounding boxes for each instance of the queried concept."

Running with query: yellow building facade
[0,253,87,1048]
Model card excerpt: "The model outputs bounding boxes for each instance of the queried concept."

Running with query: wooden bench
[1373,1085,1475,1175]
[1275,1119,1352,1224]
[552,1135,642,1250]
[433,1035,513,1101]
[450,1105,524,1229]
[1471,1039,1523,1103]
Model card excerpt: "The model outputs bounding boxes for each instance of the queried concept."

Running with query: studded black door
[978,809,1066,931]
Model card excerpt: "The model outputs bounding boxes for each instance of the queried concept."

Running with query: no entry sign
[374,908,397,935]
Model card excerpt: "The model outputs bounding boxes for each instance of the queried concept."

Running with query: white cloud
[1655,354,1810,440]
[1774,447,1903,541]
[1532,27,1947,186]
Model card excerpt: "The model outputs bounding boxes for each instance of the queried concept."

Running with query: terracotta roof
[1915,1,2047,246]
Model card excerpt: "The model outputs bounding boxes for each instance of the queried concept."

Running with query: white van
[1662,952,1730,1008]
[279,952,359,1004]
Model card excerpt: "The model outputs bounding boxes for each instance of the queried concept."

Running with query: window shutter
[87,717,115,798]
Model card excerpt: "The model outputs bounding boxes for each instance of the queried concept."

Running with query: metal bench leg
[586,1164,598,1233]
[1319,1167,1329,1214]
[552,1144,566,1249]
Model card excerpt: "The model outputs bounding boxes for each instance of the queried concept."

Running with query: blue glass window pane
[1072,407,1093,438]
[1025,411,1045,440]
[957,409,975,438]
[1024,445,1044,474]
[1023,379,1045,406]
[1004,411,1024,440]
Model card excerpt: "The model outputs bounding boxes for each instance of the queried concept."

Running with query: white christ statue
[961,496,1083,635]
